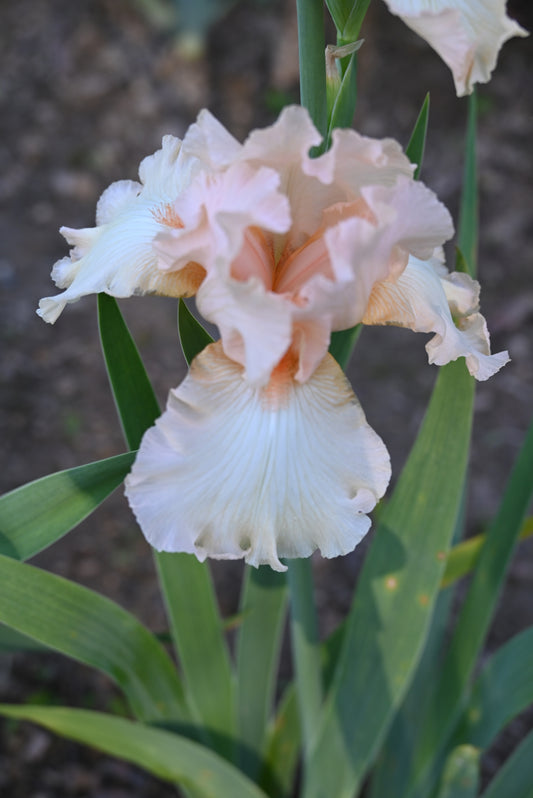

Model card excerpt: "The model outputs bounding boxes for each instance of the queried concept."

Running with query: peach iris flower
[39,107,508,570]
[383,0,527,96]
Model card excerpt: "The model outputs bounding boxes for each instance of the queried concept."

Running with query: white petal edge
[383,0,528,96]
[363,254,509,380]
[38,137,201,323]
[125,342,391,572]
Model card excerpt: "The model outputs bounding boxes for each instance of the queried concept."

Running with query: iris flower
[383,0,527,96]
[39,107,508,570]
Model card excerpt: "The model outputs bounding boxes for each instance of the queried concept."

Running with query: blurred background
[0,0,531,794]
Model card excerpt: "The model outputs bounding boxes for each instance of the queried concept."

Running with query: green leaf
[98,294,160,451]
[236,566,288,778]
[458,625,533,750]
[287,558,323,766]
[98,293,235,757]
[406,93,430,180]
[304,360,475,798]
[481,729,533,798]
[442,516,533,589]
[0,452,134,561]
[178,299,214,365]
[155,553,236,758]
[0,554,187,722]
[457,92,478,277]
[368,589,455,798]
[329,325,362,370]
[407,414,533,798]
[454,247,471,275]
[435,745,480,798]
[0,624,49,653]
[327,46,359,140]
[260,684,300,798]
[0,706,269,798]
[326,0,371,42]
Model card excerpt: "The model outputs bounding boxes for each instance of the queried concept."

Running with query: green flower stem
[296,0,327,139]
[458,91,478,277]
[286,559,323,762]
[288,0,329,770]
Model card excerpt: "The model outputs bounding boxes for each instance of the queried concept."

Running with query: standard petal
[383,0,528,96]
[125,342,391,571]
[38,137,203,323]
[154,161,291,276]
[240,106,337,245]
[363,254,509,380]
[304,126,414,192]
[307,177,454,333]
[181,108,242,170]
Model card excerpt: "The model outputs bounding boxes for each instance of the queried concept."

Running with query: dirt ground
[0,0,532,795]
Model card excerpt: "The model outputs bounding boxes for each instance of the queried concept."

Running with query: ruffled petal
[180,109,242,170]
[38,136,203,323]
[196,275,294,386]
[304,177,454,333]
[125,342,391,571]
[240,106,337,245]
[155,161,291,276]
[304,126,414,191]
[363,254,509,380]
[383,0,528,96]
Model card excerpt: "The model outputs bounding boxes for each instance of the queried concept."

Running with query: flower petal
[155,161,290,276]
[240,106,336,245]
[196,275,294,386]
[305,177,454,333]
[181,109,242,170]
[363,253,509,379]
[38,136,203,323]
[383,0,528,96]
[304,126,414,191]
[125,342,391,572]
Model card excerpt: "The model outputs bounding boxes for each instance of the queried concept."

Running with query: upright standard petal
[383,0,528,96]
[363,253,509,379]
[125,342,391,572]
[38,136,204,323]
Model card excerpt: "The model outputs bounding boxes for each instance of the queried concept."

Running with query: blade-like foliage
[326,0,371,42]
[260,684,300,798]
[98,294,235,756]
[304,360,474,798]
[155,553,236,758]
[407,415,533,798]
[0,625,49,653]
[457,625,533,749]
[98,294,160,450]
[406,93,430,180]
[0,706,268,798]
[481,729,533,798]
[0,554,186,722]
[178,299,214,364]
[435,746,480,798]
[0,452,134,561]
[236,566,288,778]
[442,516,533,589]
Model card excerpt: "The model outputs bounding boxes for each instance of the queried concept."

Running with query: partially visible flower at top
[39,106,509,570]
[382,0,528,96]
